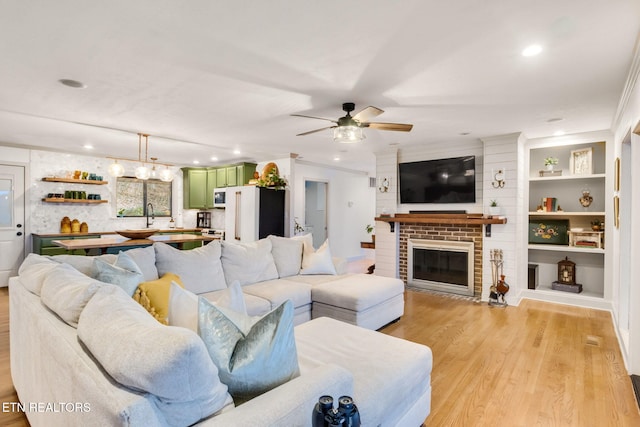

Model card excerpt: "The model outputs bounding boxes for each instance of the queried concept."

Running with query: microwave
[213,188,226,208]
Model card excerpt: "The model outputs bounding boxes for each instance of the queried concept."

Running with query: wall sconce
[378,177,390,193]
[492,169,505,188]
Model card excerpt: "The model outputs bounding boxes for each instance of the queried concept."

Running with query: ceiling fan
[292,102,413,143]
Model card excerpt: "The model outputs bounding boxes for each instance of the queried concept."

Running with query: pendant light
[159,165,173,182]
[135,133,150,180]
[108,159,125,177]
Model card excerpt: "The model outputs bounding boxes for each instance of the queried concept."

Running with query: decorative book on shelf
[541,197,559,212]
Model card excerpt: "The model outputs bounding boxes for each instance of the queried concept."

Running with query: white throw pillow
[292,233,314,251]
[168,281,199,332]
[169,280,254,333]
[40,263,107,327]
[18,253,60,296]
[78,285,233,426]
[198,297,300,403]
[300,239,337,275]
[154,241,227,294]
[91,251,144,296]
[268,235,303,278]
[220,239,279,286]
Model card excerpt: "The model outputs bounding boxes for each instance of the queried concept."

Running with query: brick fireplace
[399,222,484,296]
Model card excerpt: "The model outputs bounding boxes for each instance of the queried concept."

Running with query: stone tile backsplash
[29,150,207,234]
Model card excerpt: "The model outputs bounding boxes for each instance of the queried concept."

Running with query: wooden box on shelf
[568,231,603,249]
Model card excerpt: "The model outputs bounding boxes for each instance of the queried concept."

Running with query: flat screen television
[398,156,476,204]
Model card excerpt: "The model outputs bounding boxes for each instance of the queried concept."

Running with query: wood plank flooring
[1,285,638,426]
[381,290,640,426]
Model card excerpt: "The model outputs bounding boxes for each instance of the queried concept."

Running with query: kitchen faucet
[146,203,155,228]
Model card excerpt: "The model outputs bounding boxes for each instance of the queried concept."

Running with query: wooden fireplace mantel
[375,213,507,232]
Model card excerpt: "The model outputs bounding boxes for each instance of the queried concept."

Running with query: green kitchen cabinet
[226,166,238,187]
[182,168,208,209]
[206,170,217,208]
[216,168,227,188]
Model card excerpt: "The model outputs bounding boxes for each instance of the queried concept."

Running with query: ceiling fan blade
[291,114,337,124]
[353,106,384,122]
[366,122,413,132]
[296,126,337,136]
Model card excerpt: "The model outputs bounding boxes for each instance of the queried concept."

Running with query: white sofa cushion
[268,235,303,277]
[78,285,233,426]
[154,241,227,294]
[17,253,60,296]
[221,239,279,286]
[51,253,117,276]
[91,251,144,296]
[300,239,337,275]
[40,263,106,327]
[312,274,404,311]
[198,298,300,403]
[242,278,312,310]
[122,245,159,281]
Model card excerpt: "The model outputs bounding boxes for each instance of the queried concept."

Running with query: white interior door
[304,180,327,249]
[0,164,26,286]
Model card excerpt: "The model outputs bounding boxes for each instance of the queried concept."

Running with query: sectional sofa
[9,234,433,426]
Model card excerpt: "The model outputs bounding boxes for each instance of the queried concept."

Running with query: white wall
[291,160,375,260]
[481,133,523,304]
[611,40,640,374]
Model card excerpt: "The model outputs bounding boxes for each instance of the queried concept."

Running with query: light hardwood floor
[1,286,639,426]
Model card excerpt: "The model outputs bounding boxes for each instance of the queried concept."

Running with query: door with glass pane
[0,165,25,286]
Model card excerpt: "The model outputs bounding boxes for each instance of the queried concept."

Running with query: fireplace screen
[412,248,468,287]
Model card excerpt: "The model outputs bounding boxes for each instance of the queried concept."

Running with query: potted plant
[591,219,602,231]
[365,223,375,243]
[256,168,287,190]
[544,157,558,171]
[489,200,501,216]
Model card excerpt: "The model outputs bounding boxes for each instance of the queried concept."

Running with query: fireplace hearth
[408,239,474,296]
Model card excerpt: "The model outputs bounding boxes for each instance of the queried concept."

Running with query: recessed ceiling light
[58,79,87,89]
[333,156,340,161]
[210,156,218,161]
[522,44,543,57]
[553,130,566,136]
[83,144,93,150]
[233,149,241,155]
[547,117,564,123]
[193,160,200,165]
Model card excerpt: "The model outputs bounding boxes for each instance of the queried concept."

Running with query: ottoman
[295,317,432,426]
[311,273,405,330]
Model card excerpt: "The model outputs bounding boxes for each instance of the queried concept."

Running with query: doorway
[0,164,26,286]
[304,180,328,249]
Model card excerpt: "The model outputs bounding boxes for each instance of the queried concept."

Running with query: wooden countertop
[52,233,217,251]
[33,228,203,238]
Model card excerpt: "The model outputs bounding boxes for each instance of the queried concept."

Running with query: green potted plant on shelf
[256,169,287,190]
[544,157,558,171]
[489,200,501,216]
[365,223,375,243]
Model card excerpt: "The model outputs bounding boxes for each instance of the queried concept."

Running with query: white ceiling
[0,0,638,174]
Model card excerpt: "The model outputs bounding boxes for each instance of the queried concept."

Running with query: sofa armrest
[332,257,348,275]
[196,364,353,427]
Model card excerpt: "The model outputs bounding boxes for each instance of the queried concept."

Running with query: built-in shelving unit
[524,140,608,307]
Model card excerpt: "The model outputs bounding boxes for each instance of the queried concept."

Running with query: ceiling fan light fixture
[333,125,365,143]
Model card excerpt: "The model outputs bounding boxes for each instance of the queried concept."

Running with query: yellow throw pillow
[133,273,183,325]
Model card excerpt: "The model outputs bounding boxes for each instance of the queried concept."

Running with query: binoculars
[312,395,361,427]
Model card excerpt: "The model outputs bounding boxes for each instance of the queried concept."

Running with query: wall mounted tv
[398,156,476,204]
